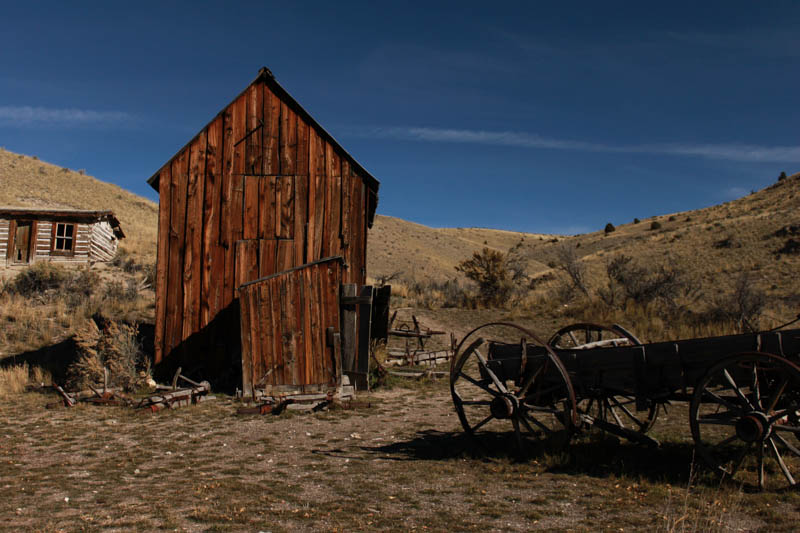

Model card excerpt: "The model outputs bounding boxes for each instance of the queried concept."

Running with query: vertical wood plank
[329,262,342,385]
[292,271,305,387]
[263,85,280,175]
[167,149,189,354]
[235,240,260,289]
[340,161,352,249]
[239,285,253,399]
[270,274,283,386]
[280,276,295,385]
[154,166,172,364]
[351,181,366,284]
[227,96,247,309]
[258,176,276,239]
[276,176,295,239]
[258,239,277,278]
[280,103,297,175]
[307,265,321,384]
[243,176,259,239]
[245,83,263,175]
[220,106,236,310]
[294,173,308,266]
[183,133,206,342]
[202,116,223,328]
[249,286,261,395]
[256,282,271,387]
[323,143,342,258]
[276,239,294,271]
[231,95,247,175]
[359,183,368,284]
[307,130,326,261]
[296,119,309,176]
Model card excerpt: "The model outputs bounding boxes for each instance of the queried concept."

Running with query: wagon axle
[736,412,771,443]
[490,394,518,420]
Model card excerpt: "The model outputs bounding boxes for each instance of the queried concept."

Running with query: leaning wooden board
[237,257,344,399]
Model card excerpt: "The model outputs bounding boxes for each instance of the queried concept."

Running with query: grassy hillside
[0,148,158,262]
[521,172,800,307]
[368,215,552,282]
[370,173,799,314]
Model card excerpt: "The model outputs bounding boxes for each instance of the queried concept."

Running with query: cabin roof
[0,207,125,239]
[147,67,380,194]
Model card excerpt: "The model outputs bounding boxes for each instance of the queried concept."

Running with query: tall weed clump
[67,318,147,391]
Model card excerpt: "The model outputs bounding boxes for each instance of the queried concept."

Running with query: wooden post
[340,284,358,380]
[354,285,374,390]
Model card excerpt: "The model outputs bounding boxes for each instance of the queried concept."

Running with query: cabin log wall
[0,216,121,266]
[0,219,9,259]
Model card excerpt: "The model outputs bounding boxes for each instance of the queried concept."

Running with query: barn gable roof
[147,67,380,195]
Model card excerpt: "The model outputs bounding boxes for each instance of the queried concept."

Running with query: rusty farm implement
[449,321,800,490]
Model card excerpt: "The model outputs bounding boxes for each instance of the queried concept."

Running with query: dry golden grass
[0,147,158,262]
[0,262,154,362]
[0,363,51,397]
[0,365,29,397]
[368,214,552,282]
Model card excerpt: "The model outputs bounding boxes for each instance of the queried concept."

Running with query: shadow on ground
[0,338,77,383]
[356,429,720,487]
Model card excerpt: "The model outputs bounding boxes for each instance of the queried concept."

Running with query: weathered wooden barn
[0,208,124,266]
[147,68,379,395]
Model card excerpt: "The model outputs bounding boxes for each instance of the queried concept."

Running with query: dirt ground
[2,376,798,532]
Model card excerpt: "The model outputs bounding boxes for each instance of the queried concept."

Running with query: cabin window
[53,223,75,253]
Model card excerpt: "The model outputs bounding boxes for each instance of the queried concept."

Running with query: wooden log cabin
[0,208,124,266]
[147,68,380,394]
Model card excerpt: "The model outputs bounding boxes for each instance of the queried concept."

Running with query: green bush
[604,223,616,234]
[650,221,662,231]
[455,241,528,307]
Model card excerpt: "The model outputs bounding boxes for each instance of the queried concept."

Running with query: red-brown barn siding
[148,69,379,385]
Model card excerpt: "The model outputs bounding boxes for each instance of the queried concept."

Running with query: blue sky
[1,1,799,234]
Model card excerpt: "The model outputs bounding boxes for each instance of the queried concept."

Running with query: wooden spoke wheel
[450,322,578,455]
[579,393,659,436]
[549,323,659,437]
[548,322,642,350]
[690,352,800,491]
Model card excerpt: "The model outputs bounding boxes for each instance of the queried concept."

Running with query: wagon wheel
[549,323,659,436]
[548,322,642,350]
[690,352,800,491]
[450,322,578,455]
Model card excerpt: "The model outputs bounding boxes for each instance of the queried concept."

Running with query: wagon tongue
[585,415,660,448]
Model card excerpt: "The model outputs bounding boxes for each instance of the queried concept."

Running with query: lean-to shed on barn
[0,208,124,266]
[147,68,380,395]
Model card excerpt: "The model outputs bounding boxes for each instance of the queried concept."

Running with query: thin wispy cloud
[0,106,134,127]
[358,126,800,163]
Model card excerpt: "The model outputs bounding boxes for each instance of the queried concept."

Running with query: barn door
[11,221,33,263]
[238,257,343,399]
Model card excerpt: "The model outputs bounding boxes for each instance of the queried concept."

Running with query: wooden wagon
[449,321,800,490]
